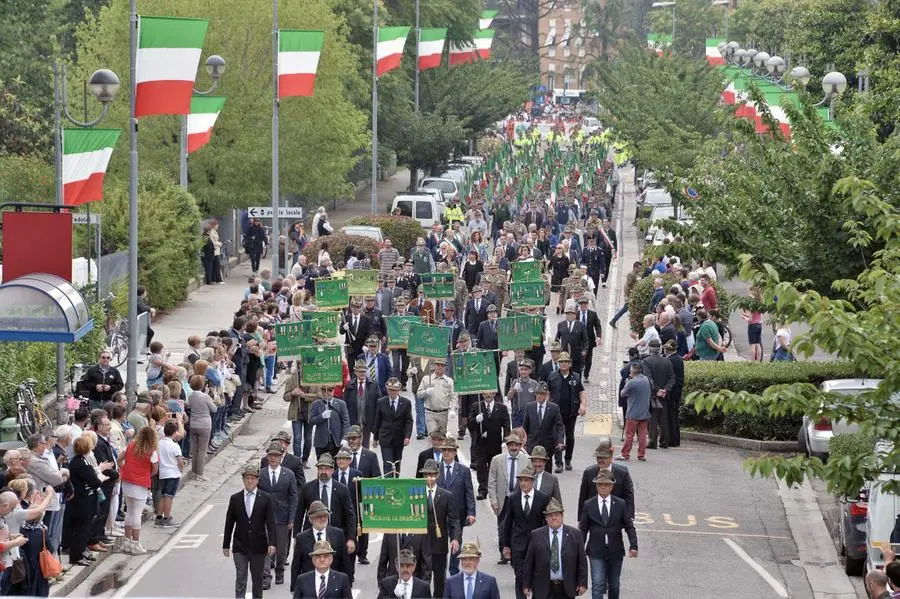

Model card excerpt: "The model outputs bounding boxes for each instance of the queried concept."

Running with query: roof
[0,273,94,342]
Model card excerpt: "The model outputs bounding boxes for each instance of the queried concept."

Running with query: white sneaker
[108,528,125,537]
[121,539,134,554]
[130,541,147,554]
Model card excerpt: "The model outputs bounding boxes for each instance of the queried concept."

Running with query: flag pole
[414,0,420,112]
[271,0,281,274]
[126,0,139,402]
[370,0,378,216]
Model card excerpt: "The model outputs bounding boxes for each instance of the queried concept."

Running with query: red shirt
[701,286,718,311]
[120,442,154,488]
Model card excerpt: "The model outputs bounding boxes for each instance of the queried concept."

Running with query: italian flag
[417,28,447,71]
[450,30,495,66]
[278,30,325,98]
[706,38,725,65]
[135,16,209,117]
[376,27,411,77]
[474,29,495,60]
[62,128,121,206]
[186,96,226,153]
[647,33,672,56]
[479,10,498,30]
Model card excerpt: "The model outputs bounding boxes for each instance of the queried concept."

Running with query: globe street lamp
[819,70,847,119]
[788,65,811,88]
[179,54,226,189]
[765,55,786,83]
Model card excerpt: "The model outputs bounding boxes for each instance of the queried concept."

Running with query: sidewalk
[328,167,411,228]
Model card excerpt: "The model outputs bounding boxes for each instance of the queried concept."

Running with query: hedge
[627,271,729,333]
[303,233,381,269]
[681,360,865,441]
[343,215,424,259]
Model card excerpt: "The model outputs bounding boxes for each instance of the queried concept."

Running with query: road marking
[353,590,360,599]
[637,528,790,540]
[172,533,208,549]
[113,504,215,598]
[722,537,790,598]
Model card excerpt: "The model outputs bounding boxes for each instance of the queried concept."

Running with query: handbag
[10,557,27,584]
[39,528,62,579]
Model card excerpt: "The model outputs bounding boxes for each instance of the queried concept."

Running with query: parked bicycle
[105,316,129,368]
[16,379,52,441]
[220,238,233,280]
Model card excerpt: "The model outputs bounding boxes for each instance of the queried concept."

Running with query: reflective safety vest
[444,205,464,224]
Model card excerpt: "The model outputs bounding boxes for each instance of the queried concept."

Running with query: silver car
[798,379,882,459]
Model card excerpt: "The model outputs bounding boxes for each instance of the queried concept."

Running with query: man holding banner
[468,391,511,501]
[419,459,460,598]
[372,378,413,476]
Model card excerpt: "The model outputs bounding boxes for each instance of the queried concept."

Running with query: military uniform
[417,366,457,434]
[480,268,509,312]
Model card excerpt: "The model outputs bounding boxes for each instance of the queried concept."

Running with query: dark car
[839,485,868,576]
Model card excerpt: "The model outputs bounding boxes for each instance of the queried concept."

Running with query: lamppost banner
[359,478,428,533]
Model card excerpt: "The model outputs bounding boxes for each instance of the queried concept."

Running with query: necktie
[400,533,408,547]
[524,494,531,516]
[445,465,452,485]
[317,531,323,542]
[602,498,609,522]
[427,488,433,507]
[491,321,496,333]
[582,311,587,326]
[271,470,277,488]
[368,357,376,382]
[466,576,474,599]
[569,321,573,333]
[318,574,326,599]
[551,529,560,572]
[401,581,408,598]
[341,471,347,486]
[352,452,358,470]
[321,483,329,507]
[475,300,480,311]
[507,457,516,494]
[244,491,253,517]
[353,316,358,333]
[392,399,397,412]
[538,404,544,424]
[359,382,364,398]
[553,362,558,372]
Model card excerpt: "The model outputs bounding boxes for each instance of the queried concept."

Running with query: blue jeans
[590,556,624,599]
[265,355,276,388]
[415,395,427,436]
[291,419,312,462]
[610,302,629,325]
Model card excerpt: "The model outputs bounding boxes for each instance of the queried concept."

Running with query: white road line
[722,537,789,598]
[113,504,216,598]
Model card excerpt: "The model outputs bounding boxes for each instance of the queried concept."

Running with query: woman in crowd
[69,435,106,566]
[202,219,224,285]
[5,478,54,596]
[185,374,218,481]
[461,249,483,292]
[118,426,159,554]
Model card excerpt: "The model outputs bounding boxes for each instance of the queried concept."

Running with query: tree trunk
[408,166,419,192]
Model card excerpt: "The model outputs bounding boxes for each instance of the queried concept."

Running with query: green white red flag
[450,30,494,66]
[417,28,447,71]
[474,29,495,60]
[479,10,498,30]
[706,38,725,65]
[62,128,121,206]
[134,16,209,117]
[376,27,411,76]
[186,96,226,153]
[278,30,325,98]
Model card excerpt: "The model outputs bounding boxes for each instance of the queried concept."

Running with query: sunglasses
[100,356,111,360]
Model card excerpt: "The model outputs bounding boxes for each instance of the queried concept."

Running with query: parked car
[583,117,602,134]
[864,464,900,575]
[798,379,882,459]
[640,188,673,208]
[419,177,459,202]
[340,225,384,243]
[457,156,484,168]
[839,485,870,575]
[644,205,675,242]
[391,193,442,230]
[415,187,444,207]
[440,168,468,186]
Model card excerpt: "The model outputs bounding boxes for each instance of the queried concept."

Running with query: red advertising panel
[2,211,73,282]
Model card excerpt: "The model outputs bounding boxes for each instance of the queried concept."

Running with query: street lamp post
[651,2,676,46]
[53,63,119,404]
[272,0,280,275]
[414,0,420,112]
[179,55,225,190]
[711,0,729,40]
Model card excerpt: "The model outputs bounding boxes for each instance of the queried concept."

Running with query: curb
[681,430,798,452]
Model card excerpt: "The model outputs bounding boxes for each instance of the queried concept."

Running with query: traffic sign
[72,213,101,225]
[247,206,305,219]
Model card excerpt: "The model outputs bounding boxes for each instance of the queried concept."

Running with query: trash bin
[0,418,19,443]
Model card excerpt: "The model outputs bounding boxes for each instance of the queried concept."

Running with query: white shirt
[312,525,327,542]
[534,471,543,491]
[316,570,331,592]
[395,577,413,599]
[268,466,282,486]
[319,480,333,507]
[548,526,564,579]
[484,402,493,414]
[521,491,532,510]
[337,468,351,486]
[244,490,256,516]
[157,437,183,479]
[597,496,610,544]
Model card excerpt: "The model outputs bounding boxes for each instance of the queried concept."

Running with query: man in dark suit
[377,548,432,598]
[88,414,119,547]
[373,377,413,475]
[475,304,501,378]
[363,296,387,341]
[523,498,588,599]
[581,236,606,293]
[341,299,370,366]
[464,285,489,335]
[347,425,381,477]
[344,361,381,444]
[443,542,501,599]
[260,431,305,490]
[576,296,602,383]
[82,352,124,408]
[419,459,460,598]
[377,532,432,583]
[258,442,300,588]
[599,220,617,286]
[333,449,361,568]
[416,428,458,476]
[222,464,277,599]
[664,339,685,447]
[501,465,550,599]
[295,454,357,548]
[309,393,351,459]
[555,306,588,374]
[547,352,587,473]
[467,391,511,500]
[437,437,476,577]
[293,540,353,599]
[521,382,565,466]
[290,501,350,593]
[578,470,638,599]
[538,342,562,383]
[577,439,635,522]
[529,446,563,504]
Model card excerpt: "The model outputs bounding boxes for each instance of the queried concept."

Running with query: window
[415,202,433,220]
[561,19,572,46]
[578,47,586,57]
[544,23,556,47]
[395,201,412,217]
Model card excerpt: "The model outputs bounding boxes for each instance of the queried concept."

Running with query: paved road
[68,168,843,599]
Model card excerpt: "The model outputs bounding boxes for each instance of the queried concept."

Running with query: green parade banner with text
[509,280,545,307]
[302,311,340,339]
[299,345,343,386]
[315,278,349,309]
[451,350,498,395]
[498,315,536,350]
[386,315,422,349]
[275,322,316,360]
[408,322,451,358]
[359,478,428,533]
[420,272,455,300]
[511,260,542,282]
[345,269,378,297]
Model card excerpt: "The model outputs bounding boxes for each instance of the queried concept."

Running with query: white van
[419,177,459,202]
[864,464,900,574]
[391,193,441,230]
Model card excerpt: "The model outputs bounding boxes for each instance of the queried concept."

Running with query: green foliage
[302,233,381,269]
[388,110,468,189]
[344,215,423,259]
[646,0,723,59]
[823,432,879,497]
[627,272,729,333]
[69,0,368,216]
[0,154,54,204]
[100,172,202,311]
[0,79,52,158]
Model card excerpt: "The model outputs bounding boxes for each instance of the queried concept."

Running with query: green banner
[275,322,316,360]
[408,322,451,358]
[386,315,421,349]
[299,345,343,386]
[345,269,378,297]
[301,311,339,339]
[359,478,428,533]
[451,350,498,394]
[509,280,545,307]
[498,315,535,350]
[511,260,542,282]
[420,272,455,300]
[315,278,349,309]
